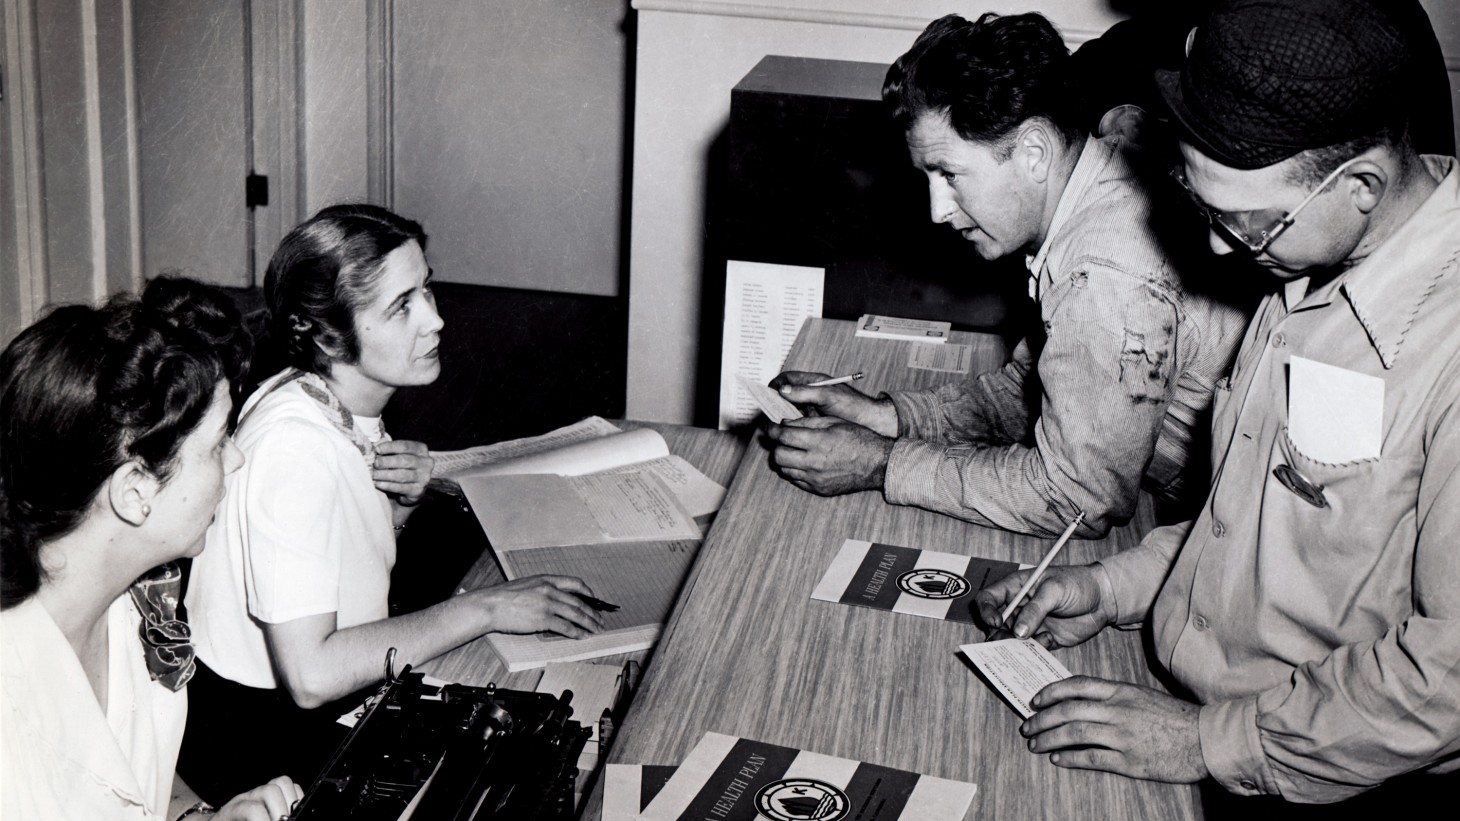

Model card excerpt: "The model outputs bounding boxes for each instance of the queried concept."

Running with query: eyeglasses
[1170,157,1363,255]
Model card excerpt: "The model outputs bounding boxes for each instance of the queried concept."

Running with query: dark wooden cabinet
[723,55,1030,331]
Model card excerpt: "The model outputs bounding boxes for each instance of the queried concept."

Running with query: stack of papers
[431,418,728,671]
[855,314,951,344]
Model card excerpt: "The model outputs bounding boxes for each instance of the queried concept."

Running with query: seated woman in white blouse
[0,277,301,821]
[180,204,604,802]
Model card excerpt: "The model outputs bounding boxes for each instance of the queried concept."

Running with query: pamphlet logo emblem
[754,778,849,821]
[896,568,969,599]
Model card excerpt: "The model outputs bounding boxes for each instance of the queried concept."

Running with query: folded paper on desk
[639,732,977,821]
[603,764,677,821]
[813,540,1028,624]
[961,639,1072,719]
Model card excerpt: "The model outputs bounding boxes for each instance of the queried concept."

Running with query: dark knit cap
[1156,0,1411,169]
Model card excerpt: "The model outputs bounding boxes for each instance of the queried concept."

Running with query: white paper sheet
[909,342,974,374]
[961,639,1072,719]
[599,455,726,518]
[450,427,670,480]
[735,373,803,424]
[460,471,701,551]
[430,416,623,478]
[1288,355,1383,463]
[717,260,824,430]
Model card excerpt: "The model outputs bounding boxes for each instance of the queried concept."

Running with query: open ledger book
[432,418,727,671]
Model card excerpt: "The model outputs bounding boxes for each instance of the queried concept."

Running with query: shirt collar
[1,597,152,808]
[1026,135,1108,293]
[1337,155,1460,369]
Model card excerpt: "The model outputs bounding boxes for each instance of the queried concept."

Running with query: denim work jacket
[885,136,1250,539]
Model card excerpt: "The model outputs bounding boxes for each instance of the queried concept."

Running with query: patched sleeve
[888,339,1037,446]
[885,264,1183,538]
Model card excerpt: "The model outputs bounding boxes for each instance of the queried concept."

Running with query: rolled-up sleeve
[884,264,1183,538]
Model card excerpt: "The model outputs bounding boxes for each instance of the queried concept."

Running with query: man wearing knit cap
[976,0,1460,808]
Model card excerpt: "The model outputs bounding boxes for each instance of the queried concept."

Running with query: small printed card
[638,732,977,821]
[737,374,804,424]
[961,639,1073,718]
[812,540,1026,624]
[855,314,951,344]
[908,342,974,374]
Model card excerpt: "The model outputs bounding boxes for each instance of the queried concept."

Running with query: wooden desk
[588,319,1200,820]
[416,421,748,692]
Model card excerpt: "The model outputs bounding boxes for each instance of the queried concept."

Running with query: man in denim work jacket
[765,11,1250,539]
[976,0,1460,810]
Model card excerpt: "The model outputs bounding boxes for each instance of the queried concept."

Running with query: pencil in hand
[807,372,864,387]
[988,511,1086,640]
[577,593,620,613]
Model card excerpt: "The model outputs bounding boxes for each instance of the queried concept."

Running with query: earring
[141,504,151,517]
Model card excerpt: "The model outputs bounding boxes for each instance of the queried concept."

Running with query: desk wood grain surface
[586,319,1201,820]
[416,420,749,692]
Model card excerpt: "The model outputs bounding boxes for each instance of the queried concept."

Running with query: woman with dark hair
[180,204,603,801]
[0,277,302,820]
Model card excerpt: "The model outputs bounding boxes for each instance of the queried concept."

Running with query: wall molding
[631,0,1104,44]
[366,0,394,207]
[79,0,108,295]
[3,0,47,330]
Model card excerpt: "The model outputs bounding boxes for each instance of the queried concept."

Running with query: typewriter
[292,665,591,820]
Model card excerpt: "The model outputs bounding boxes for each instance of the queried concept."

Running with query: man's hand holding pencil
[973,513,1118,650]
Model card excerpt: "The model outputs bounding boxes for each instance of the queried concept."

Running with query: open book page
[449,427,669,480]
[598,455,726,518]
[485,540,697,669]
[429,416,624,478]
[460,471,701,551]
[499,540,699,627]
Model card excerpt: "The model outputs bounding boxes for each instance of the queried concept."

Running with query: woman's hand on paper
[216,775,303,821]
[1021,677,1208,783]
[771,371,898,436]
[974,565,1115,649]
[477,575,606,638]
[765,416,895,495]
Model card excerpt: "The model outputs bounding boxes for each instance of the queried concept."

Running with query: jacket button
[1272,333,1286,348]
[1212,520,1226,537]
[1193,615,1209,631]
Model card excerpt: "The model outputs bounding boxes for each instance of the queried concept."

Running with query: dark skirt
[177,658,368,805]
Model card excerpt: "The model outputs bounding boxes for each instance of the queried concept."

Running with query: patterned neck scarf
[128,562,194,691]
[245,368,385,464]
